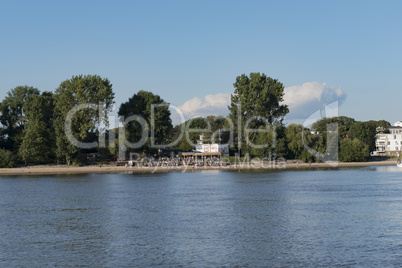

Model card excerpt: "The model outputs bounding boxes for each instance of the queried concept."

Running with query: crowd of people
[127,156,229,168]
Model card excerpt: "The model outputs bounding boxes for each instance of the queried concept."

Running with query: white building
[394,121,402,128]
[193,134,229,156]
[195,143,230,156]
[375,123,402,155]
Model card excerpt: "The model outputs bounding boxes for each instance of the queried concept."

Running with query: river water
[1,167,402,267]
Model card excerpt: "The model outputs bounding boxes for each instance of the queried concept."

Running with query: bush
[0,149,16,168]
[339,139,369,162]
[72,159,83,167]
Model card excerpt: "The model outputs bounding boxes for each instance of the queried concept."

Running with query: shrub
[0,149,16,168]
[339,139,369,162]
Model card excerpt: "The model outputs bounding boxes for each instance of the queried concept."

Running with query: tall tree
[118,90,172,154]
[53,75,115,165]
[19,92,55,164]
[228,73,289,156]
[0,86,40,151]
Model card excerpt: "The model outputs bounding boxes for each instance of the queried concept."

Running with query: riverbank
[0,160,397,176]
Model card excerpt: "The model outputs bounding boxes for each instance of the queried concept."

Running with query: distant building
[194,134,230,156]
[394,121,402,128]
[195,143,229,156]
[374,122,402,155]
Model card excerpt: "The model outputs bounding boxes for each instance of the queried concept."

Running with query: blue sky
[1,0,401,125]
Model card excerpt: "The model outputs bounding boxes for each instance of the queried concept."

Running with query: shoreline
[0,160,397,176]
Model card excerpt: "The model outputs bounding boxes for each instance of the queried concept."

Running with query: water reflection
[373,165,402,172]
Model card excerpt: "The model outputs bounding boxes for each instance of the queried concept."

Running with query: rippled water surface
[1,167,402,266]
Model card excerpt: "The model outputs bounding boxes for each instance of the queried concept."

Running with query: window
[394,135,397,139]
[397,147,399,151]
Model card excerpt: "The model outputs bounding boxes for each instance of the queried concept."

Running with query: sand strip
[0,161,396,176]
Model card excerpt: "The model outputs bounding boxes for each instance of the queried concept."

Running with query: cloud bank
[171,93,231,125]
[283,82,346,120]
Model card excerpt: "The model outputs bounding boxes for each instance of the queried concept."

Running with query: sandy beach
[0,160,396,176]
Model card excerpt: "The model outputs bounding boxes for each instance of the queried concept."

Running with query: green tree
[171,118,207,152]
[347,120,391,154]
[339,139,369,162]
[204,115,231,144]
[310,116,355,162]
[170,116,232,152]
[228,73,289,156]
[348,121,377,153]
[0,149,15,168]
[177,134,194,152]
[376,120,391,133]
[311,116,355,138]
[250,125,287,159]
[53,75,115,165]
[0,86,40,151]
[285,124,316,162]
[118,90,172,155]
[19,92,55,164]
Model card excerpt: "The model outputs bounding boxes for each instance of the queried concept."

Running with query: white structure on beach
[374,122,402,155]
[195,143,229,156]
[194,134,229,156]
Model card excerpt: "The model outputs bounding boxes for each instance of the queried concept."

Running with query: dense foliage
[53,75,115,165]
[0,148,15,168]
[118,90,172,155]
[171,115,231,152]
[0,86,40,151]
[228,73,289,156]
[311,116,390,162]
[19,92,55,164]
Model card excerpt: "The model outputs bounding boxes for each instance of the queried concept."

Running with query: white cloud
[171,93,231,125]
[179,93,231,117]
[170,82,346,125]
[283,82,346,120]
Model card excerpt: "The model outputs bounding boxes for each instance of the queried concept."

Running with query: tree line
[0,73,390,167]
